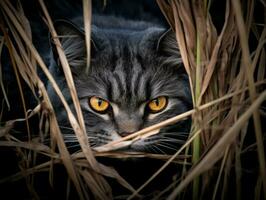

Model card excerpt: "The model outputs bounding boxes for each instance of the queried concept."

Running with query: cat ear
[156,28,183,69]
[50,20,97,74]
[156,29,180,57]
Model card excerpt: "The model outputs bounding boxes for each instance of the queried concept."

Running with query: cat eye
[147,96,167,113]
[89,96,110,113]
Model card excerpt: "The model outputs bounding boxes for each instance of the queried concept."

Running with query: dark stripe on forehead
[133,70,142,98]
[110,53,118,72]
[113,73,125,98]
[131,53,148,101]
[125,72,133,100]
[136,74,151,101]
[121,45,134,101]
[106,78,113,101]
[136,53,145,70]
[126,74,132,99]
[122,44,131,61]
[145,77,151,100]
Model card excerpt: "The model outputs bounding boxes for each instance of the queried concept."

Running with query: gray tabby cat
[47,15,192,154]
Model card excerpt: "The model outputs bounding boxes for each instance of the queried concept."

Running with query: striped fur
[48,16,192,154]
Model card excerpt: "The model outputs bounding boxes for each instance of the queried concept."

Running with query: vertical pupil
[155,99,160,106]
[98,99,102,107]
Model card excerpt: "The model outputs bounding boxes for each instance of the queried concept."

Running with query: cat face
[48,20,192,153]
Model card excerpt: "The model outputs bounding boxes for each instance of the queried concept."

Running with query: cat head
[48,19,192,153]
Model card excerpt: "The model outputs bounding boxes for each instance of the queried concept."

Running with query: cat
[47,13,192,154]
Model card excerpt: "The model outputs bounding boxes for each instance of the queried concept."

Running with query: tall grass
[157,0,266,199]
[0,0,265,199]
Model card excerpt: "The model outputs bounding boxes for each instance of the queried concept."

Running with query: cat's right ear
[50,20,97,74]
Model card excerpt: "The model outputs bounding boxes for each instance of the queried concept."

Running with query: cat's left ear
[155,28,184,70]
[156,28,180,58]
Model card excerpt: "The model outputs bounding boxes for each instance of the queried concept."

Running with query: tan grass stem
[232,0,266,196]
[82,0,92,75]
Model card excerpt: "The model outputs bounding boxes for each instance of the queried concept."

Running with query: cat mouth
[93,137,160,153]
[92,139,147,152]
[93,131,188,154]
[93,129,161,152]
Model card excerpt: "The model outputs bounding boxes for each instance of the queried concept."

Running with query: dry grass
[157,0,266,199]
[0,0,265,199]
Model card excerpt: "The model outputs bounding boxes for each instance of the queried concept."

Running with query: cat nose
[117,119,141,137]
[118,125,139,137]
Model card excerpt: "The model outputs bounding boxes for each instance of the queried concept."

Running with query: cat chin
[93,140,147,153]
[101,138,161,153]
[128,140,150,152]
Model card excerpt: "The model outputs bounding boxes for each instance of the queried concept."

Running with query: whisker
[67,143,81,149]
[156,142,179,152]
[63,135,77,139]
[160,132,188,137]
[151,144,166,154]
[160,140,184,148]
[158,138,186,145]
[148,145,158,154]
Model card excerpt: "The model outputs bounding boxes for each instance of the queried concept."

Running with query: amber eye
[89,96,109,113]
[148,96,167,113]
